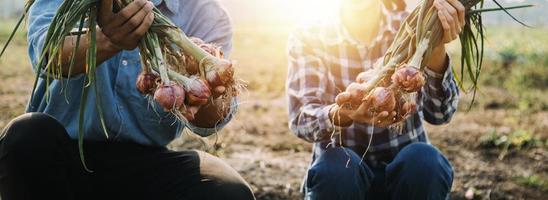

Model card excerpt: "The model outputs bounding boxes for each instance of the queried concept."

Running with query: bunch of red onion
[336,38,430,125]
[334,0,522,126]
[136,37,236,121]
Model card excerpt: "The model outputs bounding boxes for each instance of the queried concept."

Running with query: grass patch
[480,129,544,159]
[0,19,27,42]
[514,174,548,192]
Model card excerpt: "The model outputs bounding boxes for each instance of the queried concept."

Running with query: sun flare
[282,0,342,23]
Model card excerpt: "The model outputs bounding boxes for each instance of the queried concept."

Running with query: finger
[119,1,153,35]
[337,108,354,120]
[377,111,389,118]
[438,9,454,43]
[127,12,154,43]
[434,0,457,42]
[434,1,451,32]
[437,11,451,43]
[350,100,373,122]
[447,0,465,30]
[99,0,114,22]
[440,1,459,41]
[112,0,148,27]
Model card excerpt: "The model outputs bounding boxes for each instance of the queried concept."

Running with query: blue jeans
[304,143,453,200]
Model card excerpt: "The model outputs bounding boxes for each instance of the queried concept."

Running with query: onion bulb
[205,59,233,88]
[136,72,160,95]
[391,65,425,93]
[339,82,367,107]
[154,83,185,110]
[369,87,396,113]
[184,76,212,99]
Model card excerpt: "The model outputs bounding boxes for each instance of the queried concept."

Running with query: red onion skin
[136,73,159,95]
[391,65,425,93]
[343,83,367,107]
[186,77,212,99]
[154,83,186,110]
[199,43,224,58]
[369,87,396,113]
[206,60,233,88]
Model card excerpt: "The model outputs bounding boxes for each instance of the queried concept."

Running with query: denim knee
[386,143,453,200]
[305,147,373,200]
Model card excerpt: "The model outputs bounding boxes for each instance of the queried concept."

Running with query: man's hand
[58,0,155,76]
[329,99,397,128]
[434,0,465,44]
[427,0,466,74]
[330,87,397,128]
[98,0,155,50]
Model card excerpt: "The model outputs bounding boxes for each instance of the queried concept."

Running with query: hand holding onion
[332,86,399,127]
[136,36,238,120]
[334,64,424,127]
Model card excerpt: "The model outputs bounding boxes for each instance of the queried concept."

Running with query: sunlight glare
[285,0,342,23]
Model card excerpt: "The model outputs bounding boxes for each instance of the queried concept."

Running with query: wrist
[426,45,448,74]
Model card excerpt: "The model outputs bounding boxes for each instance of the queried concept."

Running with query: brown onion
[369,87,396,113]
[154,83,185,110]
[391,65,425,93]
[136,72,160,95]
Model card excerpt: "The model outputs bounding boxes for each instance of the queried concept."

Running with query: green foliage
[450,27,548,112]
[514,175,548,192]
[480,129,543,159]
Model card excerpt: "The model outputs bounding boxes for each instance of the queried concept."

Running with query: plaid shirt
[286,8,460,167]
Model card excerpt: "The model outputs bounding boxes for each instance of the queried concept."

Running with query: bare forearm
[190,96,233,128]
[59,30,120,76]
[426,45,449,74]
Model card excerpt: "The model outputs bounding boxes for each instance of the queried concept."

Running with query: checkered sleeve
[421,57,460,125]
[286,31,337,143]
